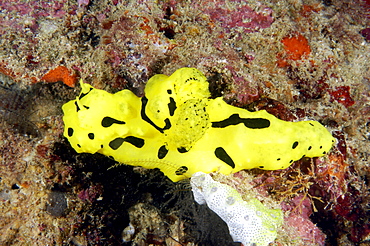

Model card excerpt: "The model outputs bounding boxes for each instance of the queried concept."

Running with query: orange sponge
[277,34,311,67]
[42,66,77,87]
[281,34,311,61]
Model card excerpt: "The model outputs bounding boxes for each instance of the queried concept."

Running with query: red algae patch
[278,34,311,67]
[329,86,355,108]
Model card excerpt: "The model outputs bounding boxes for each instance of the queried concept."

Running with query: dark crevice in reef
[53,140,239,246]
[207,71,231,99]
[0,80,75,137]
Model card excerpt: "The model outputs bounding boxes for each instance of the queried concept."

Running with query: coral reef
[0,0,369,245]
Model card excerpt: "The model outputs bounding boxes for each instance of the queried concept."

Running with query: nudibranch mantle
[62,67,335,182]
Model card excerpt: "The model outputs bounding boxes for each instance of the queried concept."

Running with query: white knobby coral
[191,172,283,246]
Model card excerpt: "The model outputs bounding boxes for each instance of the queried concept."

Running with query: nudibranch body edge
[62,67,335,182]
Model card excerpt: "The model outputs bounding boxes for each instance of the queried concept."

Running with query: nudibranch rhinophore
[62,67,335,182]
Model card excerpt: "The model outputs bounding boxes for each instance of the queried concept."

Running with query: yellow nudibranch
[62,68,335,182]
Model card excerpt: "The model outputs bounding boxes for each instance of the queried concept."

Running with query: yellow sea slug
[62,67,335,182]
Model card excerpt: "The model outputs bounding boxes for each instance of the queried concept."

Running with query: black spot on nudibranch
[259,166,264,168]
[88,133,94,139]
[215,147,235,168]
[308,146,312,150]
[75,101,80,112]
[141,97,171,133]
[185,77,197,83]
[101,117,126,127]
[292,141,299,149]
[124,136,145,148]
[158,145,168,159]
[79,87,93,100]
[67,128,74,137]
[109,136,144,150]
[74,101,89,112]
[175,166,188,175]
[109,138,125,150]
[212,114,270,129]
[168,97,177,116]
[167,89,172,94]
[177,147,188,153]
[125,136,145,148]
